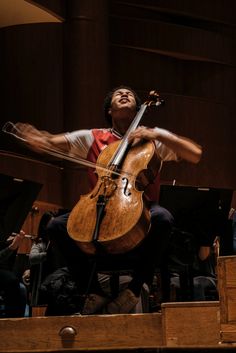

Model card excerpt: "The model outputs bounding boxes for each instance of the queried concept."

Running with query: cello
[67,91,164,255]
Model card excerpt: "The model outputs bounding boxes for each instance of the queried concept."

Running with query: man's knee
[150,204,174,227]
[47,213,70,234]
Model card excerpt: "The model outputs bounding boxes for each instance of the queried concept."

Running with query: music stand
[0,173,42,242]
[159,185,233,300]
[159,185,233,245]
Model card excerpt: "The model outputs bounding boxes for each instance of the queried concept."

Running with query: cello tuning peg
[149,90,159,96]
[146,90,164,106]
[148,90,159,100]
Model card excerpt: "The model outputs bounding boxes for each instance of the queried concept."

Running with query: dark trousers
[0,269,26,317]
[47,203,173,297]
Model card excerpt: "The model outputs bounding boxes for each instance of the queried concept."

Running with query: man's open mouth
[119,98,130,103]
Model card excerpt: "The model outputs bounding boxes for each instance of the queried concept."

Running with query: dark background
[0,0,235,210]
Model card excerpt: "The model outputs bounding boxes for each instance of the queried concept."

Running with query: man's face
[109,88,137,115]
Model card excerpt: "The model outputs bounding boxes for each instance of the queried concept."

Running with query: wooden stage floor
[0,301,235,352]
[1,255,236,352]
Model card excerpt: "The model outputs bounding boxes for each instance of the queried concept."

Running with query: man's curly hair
[103,85,142,126]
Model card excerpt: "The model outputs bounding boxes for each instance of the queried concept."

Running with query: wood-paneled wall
[109,0,236,190]
[0,0,235,210]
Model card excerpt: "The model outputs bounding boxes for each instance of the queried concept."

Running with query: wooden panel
[109,37,236,191]
[218,257,228,323]
[218,256,236,324]
[0,23,63,134]
[227,289,236,322]
[162,301,220,346]
[0,313,163,351]
[110,46,235,103]
[218,256,236,343]
[109,0,236,194]
[111,0,236,25]
[221,323,236,343]
[110,17,234,65]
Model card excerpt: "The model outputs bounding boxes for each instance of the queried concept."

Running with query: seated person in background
[167,192,229,302]
[170,237,218,301]
[29,211,67,309]
[29,212,52,263]
[0,231,27,317]
[29,211,60,269]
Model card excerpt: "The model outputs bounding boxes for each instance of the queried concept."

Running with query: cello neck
[108,90,164,169]
[109,104,148,167]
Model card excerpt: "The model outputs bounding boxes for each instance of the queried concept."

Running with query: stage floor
[0,301,234,352]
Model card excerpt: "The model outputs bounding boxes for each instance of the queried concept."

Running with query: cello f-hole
[122,177,131,196]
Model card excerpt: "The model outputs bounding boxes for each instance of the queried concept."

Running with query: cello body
[67,139,161,255]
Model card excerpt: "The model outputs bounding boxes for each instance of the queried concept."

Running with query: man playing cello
[6,86,202,314]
